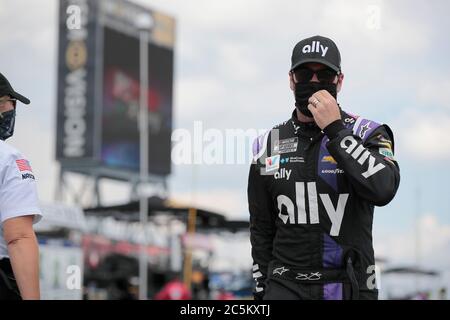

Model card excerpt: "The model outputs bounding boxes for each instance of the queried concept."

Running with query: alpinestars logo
[273,267,289,276]
[302,40,329,57]
[340,136,385,178]
[277,182,349,236]
[359,121,371,139]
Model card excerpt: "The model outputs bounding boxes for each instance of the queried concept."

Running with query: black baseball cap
[290,35,341,74]
[0,72,30,105]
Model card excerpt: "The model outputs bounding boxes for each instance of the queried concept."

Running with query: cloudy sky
[1,0,449,292]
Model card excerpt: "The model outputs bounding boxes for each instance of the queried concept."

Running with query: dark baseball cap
[290,35,341,74]
[0,72,30,105]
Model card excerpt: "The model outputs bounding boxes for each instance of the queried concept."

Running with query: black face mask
[0,109,16,140]
[294,82,338,118]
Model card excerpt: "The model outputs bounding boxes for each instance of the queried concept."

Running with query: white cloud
[417,80,450,110]
[0,0,56,62]
[393,110,450,161]
[175,76,225,121]
[216,42,262,82]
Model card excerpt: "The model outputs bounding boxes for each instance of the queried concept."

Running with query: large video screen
[101,26,173,175]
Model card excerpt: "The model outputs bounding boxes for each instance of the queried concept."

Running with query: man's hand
[307,90,341,130]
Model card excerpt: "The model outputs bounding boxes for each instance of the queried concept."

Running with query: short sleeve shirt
[0,141,42,258]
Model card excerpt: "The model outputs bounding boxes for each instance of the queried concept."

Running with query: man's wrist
[324,120,346,140]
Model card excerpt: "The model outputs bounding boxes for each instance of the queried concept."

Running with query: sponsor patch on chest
[274,137,298,154]
[265,155,280,172]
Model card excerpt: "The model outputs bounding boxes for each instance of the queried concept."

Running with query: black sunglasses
[292,67,338,84]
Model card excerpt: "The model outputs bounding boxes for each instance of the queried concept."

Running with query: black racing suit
[248,109,400,300]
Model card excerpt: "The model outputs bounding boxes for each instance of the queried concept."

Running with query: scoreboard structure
[56,0,175,184]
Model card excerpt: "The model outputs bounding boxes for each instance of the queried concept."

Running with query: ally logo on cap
[302,40,329,57]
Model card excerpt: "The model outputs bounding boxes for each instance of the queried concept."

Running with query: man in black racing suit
[248,35,400,300]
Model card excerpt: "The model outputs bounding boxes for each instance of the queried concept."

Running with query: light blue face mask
[0,109,16,140]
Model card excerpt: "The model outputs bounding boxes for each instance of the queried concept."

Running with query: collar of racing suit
[290,109,323,146]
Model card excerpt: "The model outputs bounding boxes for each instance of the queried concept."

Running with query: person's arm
[3,215,40,300]
[324,121,400,206]
[248,162,276,300]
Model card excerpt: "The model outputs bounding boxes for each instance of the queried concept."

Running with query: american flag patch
[16,159,33,172]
